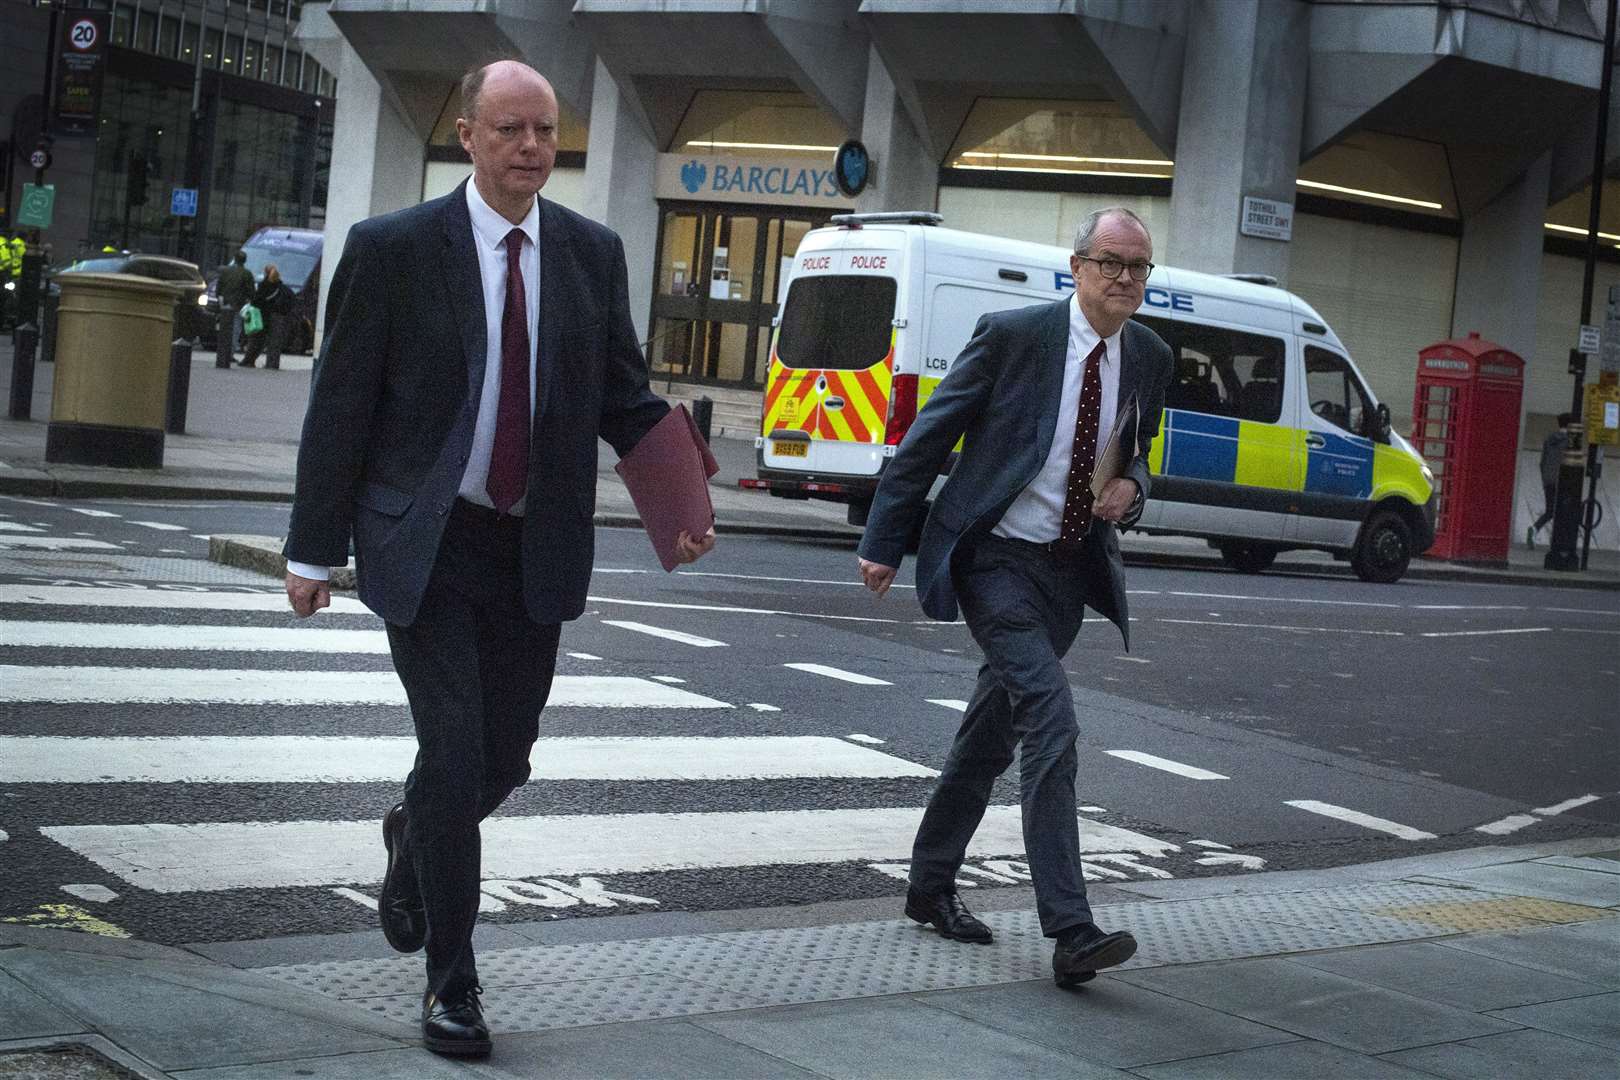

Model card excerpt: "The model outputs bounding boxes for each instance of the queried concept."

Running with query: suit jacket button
[437,501,450,516]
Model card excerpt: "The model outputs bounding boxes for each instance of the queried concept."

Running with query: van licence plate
[773,440,808,458]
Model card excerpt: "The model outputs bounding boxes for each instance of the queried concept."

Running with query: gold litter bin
[46,272,181,468]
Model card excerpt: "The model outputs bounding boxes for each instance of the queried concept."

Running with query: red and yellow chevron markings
[761,336,896,444]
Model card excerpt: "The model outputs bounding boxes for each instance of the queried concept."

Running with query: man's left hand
[1093,478,1140,523]
[674,527,716,564]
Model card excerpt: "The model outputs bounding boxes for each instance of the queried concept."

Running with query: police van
[742,212,1436,583]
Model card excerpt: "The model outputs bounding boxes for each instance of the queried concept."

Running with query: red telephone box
[1411,332,1525,562]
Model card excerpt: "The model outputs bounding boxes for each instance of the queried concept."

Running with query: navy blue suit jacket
[285,181,668,626]
[856,299,1173,646]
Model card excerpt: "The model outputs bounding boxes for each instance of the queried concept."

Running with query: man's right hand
[286,571,331,618]
[858,557,898,598]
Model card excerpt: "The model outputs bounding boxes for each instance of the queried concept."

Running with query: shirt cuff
[285,560,331,582]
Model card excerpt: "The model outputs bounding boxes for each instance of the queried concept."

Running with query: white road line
[785,662,892,686]
[1284,800,1436,840]
[0,621,390,653]
[746,703,781,712]
[1166,591,1400,609]
[1114,656,1150,664]
[131,521,188,532]
[0,668,730,708]
[651,675,685,684]
[0,522,43,533]
[1412,604,1528,611]
[566,652,602,661]
[1105,751,1228,780]
[928,699,969,711]
[1475,814,1539,836]
[601,620,727,648]
[589,594,908,625]
[1419,628,1551,638]
[0,735,936,784]
[1542,607,1620,616]
[674,569,916,590]
[40,806,1177,893]
[0,585,372,613]
[1156,618,1404,637]
[1534,794,1600,816]
[0,536,123,551]
[845,734,885,745]
[190,534,211,540]
[66,508,120,518]
[1565,627,1620,636]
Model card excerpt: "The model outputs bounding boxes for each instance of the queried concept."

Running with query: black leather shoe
[422,985,491,1058]
[905,887,993,944]
[1052,923,1137,989]
[379,803,425,953]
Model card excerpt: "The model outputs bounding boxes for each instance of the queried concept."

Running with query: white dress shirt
[287,181,541,583]
[992,295,1121,543]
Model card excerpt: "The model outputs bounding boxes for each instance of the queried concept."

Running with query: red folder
[614,404,720,571]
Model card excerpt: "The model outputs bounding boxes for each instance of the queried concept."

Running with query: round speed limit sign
[29,149,49,170]
[69,18,99,50]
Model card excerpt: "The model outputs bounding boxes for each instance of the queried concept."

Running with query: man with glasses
[855,207,1172,988]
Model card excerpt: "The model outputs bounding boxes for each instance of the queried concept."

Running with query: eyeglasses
[1075,255,1154,282]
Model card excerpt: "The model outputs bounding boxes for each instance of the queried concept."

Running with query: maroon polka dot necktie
[1059,341,1107,545]
[486,228,530,514]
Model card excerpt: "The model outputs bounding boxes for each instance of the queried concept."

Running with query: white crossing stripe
[1475,814,1539,836]
[0,621,390,653]
[0,522,44,533]
[40,807,1178,893]
[0,536,122,551]
[1284,800,1436,840]
[66,508,121,518]
[927,699,969,712]
[602,620,727,648]
[0,585,372,613]
[0,736,937,784]
[0,668,730,708]
[1106,751,1228,780]
[1534,794,1600,816]
[1419,627,1552,638]
[566,652,602,661]
[131,521,188,532]
[1156,618,1404,637]
[785,662,892,686]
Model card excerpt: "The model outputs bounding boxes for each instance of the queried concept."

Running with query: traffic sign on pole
[17,183,54,229]
[170,187,198,218]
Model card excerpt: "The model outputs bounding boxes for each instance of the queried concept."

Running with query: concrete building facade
[307,0,1620,446]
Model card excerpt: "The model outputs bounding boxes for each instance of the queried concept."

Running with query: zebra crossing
[0,581,1187,944]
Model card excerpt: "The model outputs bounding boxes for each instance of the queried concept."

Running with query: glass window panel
[242,37,258,75]
[1136,315,1287,423]
[946,98,1171,181]
[712,216,758,303]
[282,50,301,87]
[203,28,221,68]
[776,276,898,371]
[111,6,132,46]
[658,211,704,297]
[224,33,244,72]
[651,317,699,379]
[181,20,199,63]
[1297,132,1455,219]
[1305,346,1376,437]
[260,44,281,81]
[159,16,179,57]
[135,8,157,52]
[301,61,319,93]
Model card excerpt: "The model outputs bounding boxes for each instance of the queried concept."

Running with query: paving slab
[168,1047,510,1079]
[1131,1038,1437,1080]
[1485,991,1620,1050]
[1436,919,1620,989]
[0,968,86,1040]
[0,1035,166,1080]
[692,997,1130,1079]
[1416,862,1620,908]
[1535,855,1620,876]
[1286,939,1606,1011]
[914,976,1296,1069]
[1380,1026,1620,1080]
[1113,957,1522,1054]
[478,1019,828,1079]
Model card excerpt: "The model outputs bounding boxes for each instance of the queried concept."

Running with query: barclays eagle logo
[680,160,707,194]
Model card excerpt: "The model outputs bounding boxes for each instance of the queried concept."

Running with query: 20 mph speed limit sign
[69,18,99,50]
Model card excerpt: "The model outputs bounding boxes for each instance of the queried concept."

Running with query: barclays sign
[656,153,856,210]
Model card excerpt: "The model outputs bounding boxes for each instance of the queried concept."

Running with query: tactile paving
[255,881,1620,1034]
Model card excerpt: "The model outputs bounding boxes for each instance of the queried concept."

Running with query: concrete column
[856,45,937,215]
[314,40,424,340]
[580,59,660,345]
[1451,153,1551,362]
[1165,0,1307,283]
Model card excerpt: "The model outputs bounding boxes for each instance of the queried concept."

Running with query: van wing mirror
[1374,402,1392,443]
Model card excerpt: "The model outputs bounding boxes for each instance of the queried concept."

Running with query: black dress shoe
[379,803,425,953]
[422,985,491,1058]
[905,887,993,944]
[1052,923,1137,989]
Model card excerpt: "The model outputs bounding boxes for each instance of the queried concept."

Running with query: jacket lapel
[535,198,572,432]
[1117,320,1144,423]
[1033,299,1072,460]
[440,181,487,399]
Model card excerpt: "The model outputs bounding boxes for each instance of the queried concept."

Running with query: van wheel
[1217,543,1276,574]
[1351,510,1412,583]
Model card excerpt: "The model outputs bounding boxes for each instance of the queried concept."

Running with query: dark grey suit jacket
[284,180,668,626]
[856,299,1173,646]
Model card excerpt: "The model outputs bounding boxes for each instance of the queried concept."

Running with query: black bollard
[9,322,37,420]
[40,291,59,364]
[166,337,192,434]
[692,395,714,443]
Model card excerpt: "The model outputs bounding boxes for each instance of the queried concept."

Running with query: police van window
[1305,346,1375,437]
[1135,315,1286,423]
[776,275,898,371]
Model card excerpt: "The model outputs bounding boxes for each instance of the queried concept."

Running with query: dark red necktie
[1058,341,1107,544]
[486,227,530,514]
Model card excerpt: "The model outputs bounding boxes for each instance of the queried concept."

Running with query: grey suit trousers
[908,534,1096,936]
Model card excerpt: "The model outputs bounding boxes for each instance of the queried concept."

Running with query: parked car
[49,253,211,341]
[202,226,323,354]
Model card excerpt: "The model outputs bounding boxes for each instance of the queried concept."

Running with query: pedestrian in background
[1528,412,1573,548]
[857,207,1172,990]
[215,250,255,362]
[281,59,714,1058]
[239,263,292,370]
